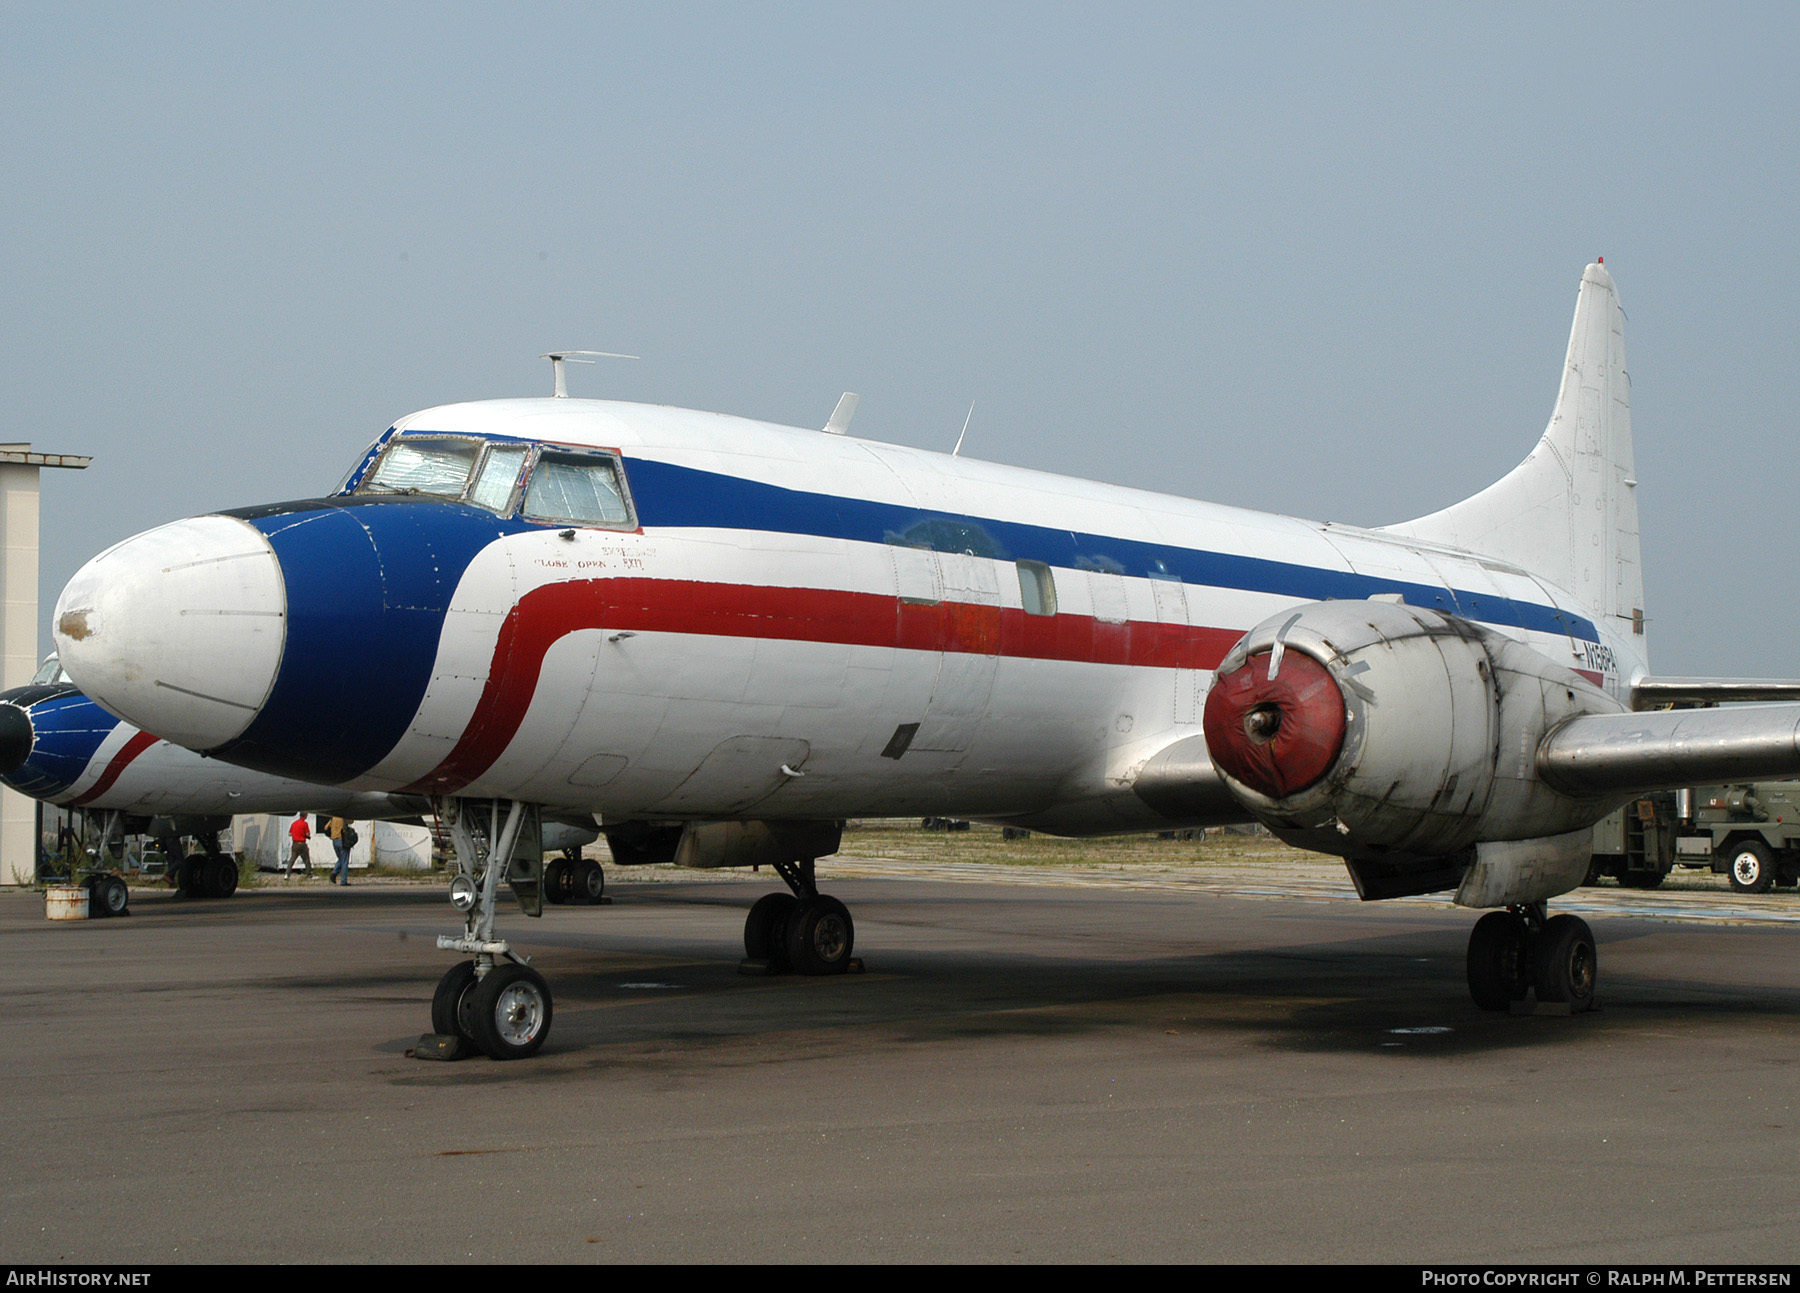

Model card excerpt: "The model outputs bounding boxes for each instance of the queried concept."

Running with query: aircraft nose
[0,703,31,775]
[53,516,285,750]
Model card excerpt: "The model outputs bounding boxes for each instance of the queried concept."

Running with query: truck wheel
[1725,840,1776,894]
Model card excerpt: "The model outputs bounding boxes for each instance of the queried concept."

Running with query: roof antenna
[541,350,639,398]
[823,392,860,435]
[951,402,975,457]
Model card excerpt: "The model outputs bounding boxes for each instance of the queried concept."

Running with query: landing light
[449,874,477,912]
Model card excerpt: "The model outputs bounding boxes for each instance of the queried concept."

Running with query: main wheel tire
[1466,910,1529,1011]
[209,856,239,898]
[1530,914,1598,1011]
[178,856,206,898]
[1726,840,1776,894]
[542,859,568,905]
[467,964,553,1060]
[430,961,480,1041]
[744,892,798,968]
[1619,870,1665,890]
[577,859,604,903]
[785,895,855,976]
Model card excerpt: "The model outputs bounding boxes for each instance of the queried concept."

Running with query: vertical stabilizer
[1382,262,1644,657]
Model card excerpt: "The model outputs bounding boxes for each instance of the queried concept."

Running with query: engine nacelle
[1202,599,1624,898]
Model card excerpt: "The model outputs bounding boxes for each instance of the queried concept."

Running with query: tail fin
[1382,262,1645,656]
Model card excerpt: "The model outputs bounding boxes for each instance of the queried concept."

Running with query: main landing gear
[422,798,554,1061]
[543,848,605,905]
[173,831,239,900]
[743,857,857,976]
[1466,903,1597,1013]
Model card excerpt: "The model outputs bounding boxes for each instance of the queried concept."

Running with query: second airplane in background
[0,664,602,905]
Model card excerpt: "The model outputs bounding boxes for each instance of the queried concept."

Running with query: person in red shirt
[286,813,313,878]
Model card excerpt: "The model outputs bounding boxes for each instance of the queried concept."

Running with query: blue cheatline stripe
[621,457,1601,643]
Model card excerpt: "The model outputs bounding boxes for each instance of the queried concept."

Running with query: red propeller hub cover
[1203,649,1346,799]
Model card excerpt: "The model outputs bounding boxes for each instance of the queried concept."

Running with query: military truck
[1682,783,1800,893]
[1587,783,1800,893]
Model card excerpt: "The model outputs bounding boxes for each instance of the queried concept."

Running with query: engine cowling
[1201,599,1624,893]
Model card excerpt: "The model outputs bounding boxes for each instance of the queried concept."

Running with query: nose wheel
[1467,905,1596,1013]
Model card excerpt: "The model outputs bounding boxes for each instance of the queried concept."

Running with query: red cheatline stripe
[401,578,1247,794]
[71,730,159,807]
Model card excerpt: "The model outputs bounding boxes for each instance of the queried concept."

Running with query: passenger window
[467,445,527,513]
[523,451,632,527]
[1017,561,1057,616]
[360,438,481,498]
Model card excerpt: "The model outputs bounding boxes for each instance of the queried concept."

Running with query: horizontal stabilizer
[1629,677,1800,710]
[1538,704,1800,797]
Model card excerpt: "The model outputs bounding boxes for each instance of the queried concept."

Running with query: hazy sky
[3,3,1796,673]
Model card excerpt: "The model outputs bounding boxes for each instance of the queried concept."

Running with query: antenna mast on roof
[951,402,975,457]
[541,350,639,398]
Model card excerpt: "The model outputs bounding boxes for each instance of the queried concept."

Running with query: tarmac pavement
[2,867,1797,1264]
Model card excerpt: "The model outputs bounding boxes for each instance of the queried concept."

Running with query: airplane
[0,664,603,908]
[48,260,1800,1060]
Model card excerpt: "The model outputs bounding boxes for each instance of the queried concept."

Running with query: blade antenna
[952,402,975,457]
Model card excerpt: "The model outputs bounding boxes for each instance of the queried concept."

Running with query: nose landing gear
[419,797,554,1061]
[1466,903,1597,1014]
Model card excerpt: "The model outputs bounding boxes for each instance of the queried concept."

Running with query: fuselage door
[912,550,1002,755]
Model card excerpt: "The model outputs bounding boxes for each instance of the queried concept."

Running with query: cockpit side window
[360,437,482,498]
[522,451,633,527]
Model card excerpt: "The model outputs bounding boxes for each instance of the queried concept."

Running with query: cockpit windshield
[360,437,483,498]
[352,434,634,527]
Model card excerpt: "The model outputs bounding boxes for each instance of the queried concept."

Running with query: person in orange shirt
[327,816,351,886]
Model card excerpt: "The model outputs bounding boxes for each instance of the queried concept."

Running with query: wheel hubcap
[1568,943,1596,997]
[812,914,848,962]
[1734,854,1760,884]
[495,984,545,1047]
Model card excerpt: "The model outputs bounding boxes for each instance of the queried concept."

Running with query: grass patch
[836,819,1308,871]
